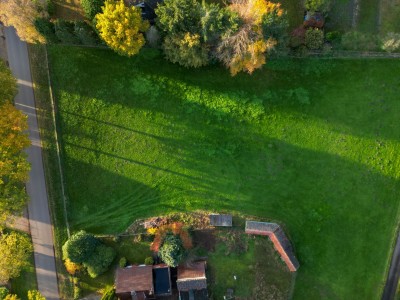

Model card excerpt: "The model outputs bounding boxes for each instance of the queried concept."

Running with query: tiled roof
[115,265,154,294]
[177,261,207,291]
[209,214,232,227]
[245,221,300,272]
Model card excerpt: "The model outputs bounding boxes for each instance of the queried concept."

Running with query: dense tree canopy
[0,0,47,43]
[81,0,105,20]
[0,232,33,284]
[0,61,30,225]
[62,230,115,278]
[96,0,149,56]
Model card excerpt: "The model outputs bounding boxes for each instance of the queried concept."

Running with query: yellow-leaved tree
[217,0,285,75]
[96,0,149,56]
[0,232,33,284]
[0,0,47,43]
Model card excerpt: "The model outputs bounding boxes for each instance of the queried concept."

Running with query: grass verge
[27,44,73,299]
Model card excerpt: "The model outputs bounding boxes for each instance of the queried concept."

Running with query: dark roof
[179,289,209,300]
[304,12,325,28]
[177,261,207,292]
[115,265,154,294]
[153,265,172,295]
[209,214,232,227]
[245,221,279,232]
[245,221,300,272]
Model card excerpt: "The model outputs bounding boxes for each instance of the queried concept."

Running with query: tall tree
[0,232,33,284]
[0,0,47,43]
[96,0,149,56]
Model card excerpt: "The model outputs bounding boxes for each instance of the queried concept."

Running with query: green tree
[27,290,45,300]
[305,28,324,50]
[158,234,185,267]
[96,0,149,56]
[0,232,33,284]
[84,244,116,278]
[81,0,105,20]
[62,230,99,263]
[163,33,209,68]
[156,0,202,34]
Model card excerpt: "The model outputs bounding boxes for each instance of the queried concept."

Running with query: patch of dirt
[193,229,216,252]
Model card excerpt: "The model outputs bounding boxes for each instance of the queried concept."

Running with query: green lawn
[48,45,400,299]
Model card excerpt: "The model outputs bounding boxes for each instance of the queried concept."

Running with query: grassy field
[48,45,400,299]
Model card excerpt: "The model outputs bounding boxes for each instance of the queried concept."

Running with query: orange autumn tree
[217,0,286,75]
[150,222,192,252]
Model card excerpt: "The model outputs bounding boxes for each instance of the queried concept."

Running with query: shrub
[101,286,116,300]
[158,234,185,267]
[341,31,379,51]
[305,28,324,50]
[74,21,99,45]
[34,18,58,43]
[84,244,116,278]
[64,258,82,275]
[119,257,127,268]
[381,32,400,53]
[62,230,99,263]
[305,0,330,12]
[47,0,55,15]
[144,256,154,265]
[73,285,81,300]
[0,287,9,300]
[81,0,105,20]
[163,33,209,68]
[54,19,80,44]
[27,290,45,300]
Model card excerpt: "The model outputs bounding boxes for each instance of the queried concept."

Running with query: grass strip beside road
[27,44,73,299]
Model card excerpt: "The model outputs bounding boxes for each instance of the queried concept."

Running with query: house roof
[115,265,154,294]
[245,221,300,272]
[209,214,232,227]
[177,261,207,291]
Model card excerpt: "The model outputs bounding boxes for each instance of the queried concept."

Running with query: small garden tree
[305,28,324,49]
[96,0,149,56]
[305,0,330,13]
[158,234,185,267]
[216,0,286,75]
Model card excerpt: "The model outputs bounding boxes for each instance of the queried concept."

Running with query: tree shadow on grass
[49,46,400,143]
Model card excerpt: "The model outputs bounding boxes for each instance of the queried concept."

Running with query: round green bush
[305,28,324,50]
[158,234,185,267]
[62,230,99,263]
[0,287,9,300]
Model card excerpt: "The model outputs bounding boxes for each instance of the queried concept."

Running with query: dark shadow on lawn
[49,46,400,142]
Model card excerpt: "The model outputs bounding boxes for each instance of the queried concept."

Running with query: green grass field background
[49,46,400,299]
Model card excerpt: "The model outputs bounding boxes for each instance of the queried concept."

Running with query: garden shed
[245,221,300,272]
[209,214,232,227]
[177,261,208,300]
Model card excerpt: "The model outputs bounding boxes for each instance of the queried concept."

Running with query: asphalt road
[382,232,400,300]
[5,27,60,300]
